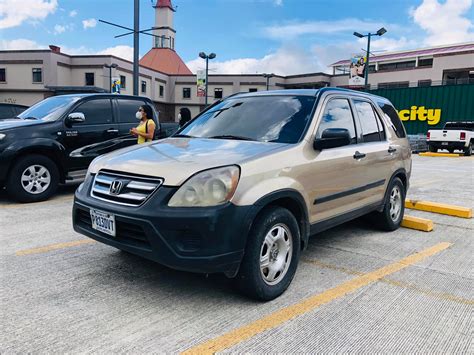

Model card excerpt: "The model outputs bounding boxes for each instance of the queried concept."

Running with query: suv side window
[377,100,407,138]
[74,99,113,125]
[316,98,357,144]
[117,99,147,123]
[354,100,385,142]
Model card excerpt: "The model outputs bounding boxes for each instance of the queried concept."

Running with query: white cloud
[0,38,42,50]
[82,18,97,29]
[69,10,77,17]
[274,0,283,6]
[0,0,57,29]
[263,18,396,40]
[97,45,134,61]
[187,46,321,75]
[53,24,66,34]
[411,0,474,46]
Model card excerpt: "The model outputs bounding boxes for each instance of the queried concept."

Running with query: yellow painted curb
[401,215,434,232]
[406,199,472,219]
[418,152,461,157]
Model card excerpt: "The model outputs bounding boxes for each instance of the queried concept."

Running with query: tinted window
[180,95,316,144]
[0,105,13,119]
[14,106,27,115]
[74,99,113,125]
[316,99,356,144]
[183,88,191,98]
[32,68,42,83]
[18,96,80,121]
[354,100,383,142]
[377,101,406,138]
[117,99,146,123]
[85,73,94,86]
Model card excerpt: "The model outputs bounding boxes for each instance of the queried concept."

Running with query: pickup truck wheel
[371,177,405,231]
[464,143,472,156]
[428,144,437,153]
[6,155,59,203]
[448,149,454,154]
[236,206,300,301]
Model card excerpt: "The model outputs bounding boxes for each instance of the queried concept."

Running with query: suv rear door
[63,98,119,170]
[351,98,397,204]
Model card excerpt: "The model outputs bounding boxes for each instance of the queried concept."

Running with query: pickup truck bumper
[427,141,468,150]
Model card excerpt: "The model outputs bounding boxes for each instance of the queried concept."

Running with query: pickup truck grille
[91,170,163,207]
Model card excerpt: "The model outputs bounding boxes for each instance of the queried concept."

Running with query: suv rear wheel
[371,177,405,231]
[7,155,59,203]
[236,206,300,301]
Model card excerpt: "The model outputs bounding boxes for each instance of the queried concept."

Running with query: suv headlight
[168,166,240,207]
[0,133,5,141]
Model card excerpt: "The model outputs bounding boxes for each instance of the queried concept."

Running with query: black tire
[6,155,59,203]
[370,177,406,231]
[448,149,454,154]
[428,144,437,153]
[236,206,300,301]
[464,143,472,156]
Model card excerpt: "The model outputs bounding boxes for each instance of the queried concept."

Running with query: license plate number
[90,209,116,237]
[442,142,449,145]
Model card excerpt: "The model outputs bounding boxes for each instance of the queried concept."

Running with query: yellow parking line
[406,199,472,219]
[182,242,451,355]
[16,239,96,256]
[418,152,461,157]
[401,215,434,232]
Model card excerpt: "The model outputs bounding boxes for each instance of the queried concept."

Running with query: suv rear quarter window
[377,100,407,138]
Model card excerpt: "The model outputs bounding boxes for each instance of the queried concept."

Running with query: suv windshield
[179,95,317,143]
[18,96,80,122]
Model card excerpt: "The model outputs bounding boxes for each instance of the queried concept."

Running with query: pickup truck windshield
[179,95,316,143]
[18,96,80,122]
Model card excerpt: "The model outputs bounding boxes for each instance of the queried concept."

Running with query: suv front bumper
[72,176,255,276]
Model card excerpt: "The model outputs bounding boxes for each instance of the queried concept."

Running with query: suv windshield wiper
[21,116,38,120]
[173,134,195,138]
[208,134,254,141]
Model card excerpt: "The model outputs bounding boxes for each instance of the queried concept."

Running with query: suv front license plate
[90,209,116,237]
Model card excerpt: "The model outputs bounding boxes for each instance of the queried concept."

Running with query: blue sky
[1,0,473,74]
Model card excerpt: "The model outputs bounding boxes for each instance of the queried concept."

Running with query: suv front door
[306,96,374,224]
[63,98,119,170]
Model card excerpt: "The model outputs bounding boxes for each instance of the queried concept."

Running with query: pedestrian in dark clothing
[178,107,192,127]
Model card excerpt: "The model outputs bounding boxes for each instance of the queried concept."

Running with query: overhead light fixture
[376,27,387,36]
[353,32,364,38]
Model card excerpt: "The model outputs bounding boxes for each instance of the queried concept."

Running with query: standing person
[178,107,192,127]
[130,105,156,144]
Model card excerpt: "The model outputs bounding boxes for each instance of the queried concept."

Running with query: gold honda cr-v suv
[73,88,411,300]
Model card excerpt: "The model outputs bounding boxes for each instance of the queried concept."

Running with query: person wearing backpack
[130,104,156,144]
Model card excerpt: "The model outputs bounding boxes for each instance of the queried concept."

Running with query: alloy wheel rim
[260,223,293,286]
[20,165,51,194]
[389,186,402,222]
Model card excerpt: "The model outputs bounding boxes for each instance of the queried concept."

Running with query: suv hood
[0,119,45,131]
[89,137,288,186]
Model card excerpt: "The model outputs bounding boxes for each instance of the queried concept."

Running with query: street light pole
[353,27,387,88]
[104,63,118,93]
[199,52,216,106]
[262,73,274,90]
[133,0,139,96]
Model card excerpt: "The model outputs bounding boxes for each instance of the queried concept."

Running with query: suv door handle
[106,128,119,133]
[388,146,397,153]
[353,151,366,160]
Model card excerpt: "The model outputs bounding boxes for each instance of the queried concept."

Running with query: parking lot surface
[1,155,473,353]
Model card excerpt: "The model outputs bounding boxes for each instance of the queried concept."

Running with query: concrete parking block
[401,215,434,232]
[405,199,472,218]
[418,152,462,157]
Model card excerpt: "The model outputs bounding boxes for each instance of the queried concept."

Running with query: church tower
[152,0,176,50]
[140,0,192,75]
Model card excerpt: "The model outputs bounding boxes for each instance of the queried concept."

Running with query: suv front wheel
[6,155,59,203]
[236,206,300,301]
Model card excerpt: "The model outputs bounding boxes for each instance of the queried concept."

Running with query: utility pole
[199,52,216,106]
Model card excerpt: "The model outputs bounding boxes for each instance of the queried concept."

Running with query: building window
[418,58,433,67]
[378,81,410,89]
[378,61,416,71]
[418,79,432,87]
[249,88,258,92]
[32,68,42,83]
[368,65,376,73]
[159,85,164,97]
[183,87,191,99]
[120,75,126,89]
[0,68,5,82]
[141,80,146,93]
[214,88,223,99]
[85,72,95,86]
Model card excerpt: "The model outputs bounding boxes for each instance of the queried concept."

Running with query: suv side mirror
[66,112,85,126]
[313,128,351,150]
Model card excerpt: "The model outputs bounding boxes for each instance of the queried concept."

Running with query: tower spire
[152,0,176,49]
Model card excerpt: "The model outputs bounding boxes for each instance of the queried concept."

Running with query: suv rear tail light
[427,131,430,140]
[460,132,466,140]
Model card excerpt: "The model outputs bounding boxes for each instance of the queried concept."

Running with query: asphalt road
[1,155,473,353]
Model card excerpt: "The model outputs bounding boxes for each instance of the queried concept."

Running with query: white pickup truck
[427,121,474,156]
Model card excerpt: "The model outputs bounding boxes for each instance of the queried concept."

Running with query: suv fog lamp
[168,166,240,207]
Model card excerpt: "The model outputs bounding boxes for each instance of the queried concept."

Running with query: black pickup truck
[0,94,178,202]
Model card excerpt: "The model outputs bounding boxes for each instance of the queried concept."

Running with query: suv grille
[91,170,163,206]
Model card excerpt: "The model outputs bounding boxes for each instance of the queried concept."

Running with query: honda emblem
[109,180,124,195]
